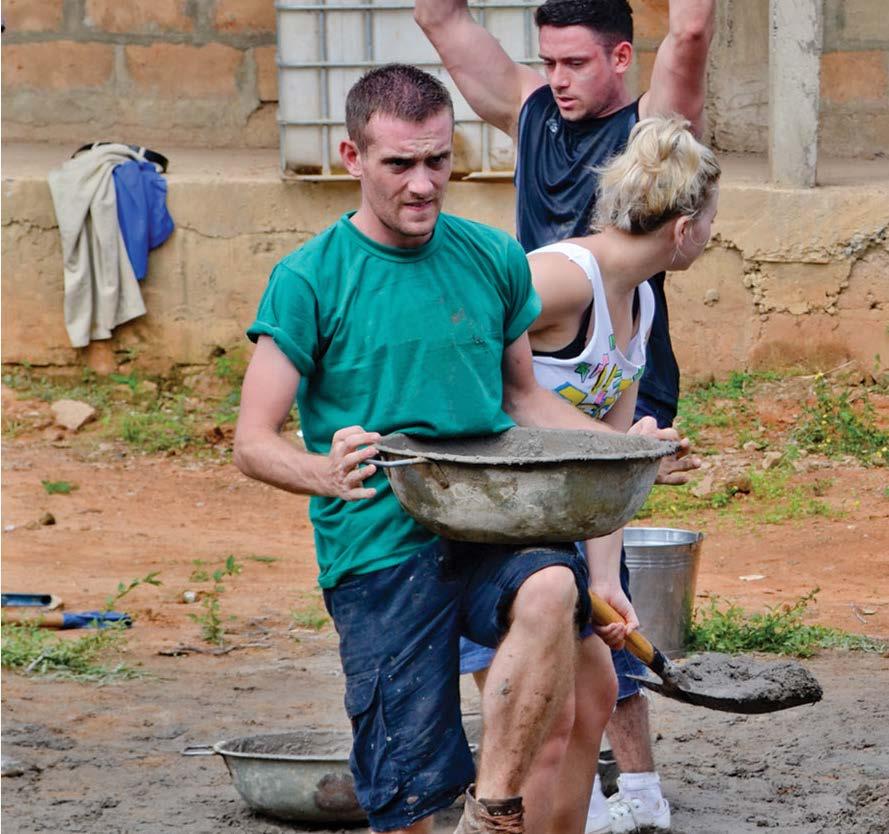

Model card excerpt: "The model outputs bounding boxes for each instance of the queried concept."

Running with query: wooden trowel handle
[1,610,65,628]
[588,591,658,668]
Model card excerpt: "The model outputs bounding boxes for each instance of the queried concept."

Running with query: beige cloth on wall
[47,143,148,348]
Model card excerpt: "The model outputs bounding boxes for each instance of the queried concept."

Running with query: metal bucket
[623,527,704,658]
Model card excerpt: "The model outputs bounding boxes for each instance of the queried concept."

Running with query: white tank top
[531,241,655,420]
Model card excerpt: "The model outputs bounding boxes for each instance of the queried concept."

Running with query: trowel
[588,592,823,714]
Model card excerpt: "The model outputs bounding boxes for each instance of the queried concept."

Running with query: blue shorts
[323,539,593,832]
[460,543,647,701]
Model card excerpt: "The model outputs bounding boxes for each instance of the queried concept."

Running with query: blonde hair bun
[592,115,720,234]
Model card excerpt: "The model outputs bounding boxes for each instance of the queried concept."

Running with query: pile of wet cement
[677,652,823,706]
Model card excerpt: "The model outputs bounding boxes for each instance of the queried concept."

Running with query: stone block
[635,50,656,93]
[125,43,244,96]
[255,45,278,101]
[757,261,851,314]
[821,51,889,104]
[2,0,64,32]
[84,0,194,33]
[820,106,889,159]
[214,0,276,34]
[2,42,114,91]
[632,0,669,42]
[833,0,889,44]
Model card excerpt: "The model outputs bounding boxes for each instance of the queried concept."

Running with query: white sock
[587,775,609,820]
[616,772,664,811]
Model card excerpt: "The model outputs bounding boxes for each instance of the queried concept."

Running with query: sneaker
[586,777,612,834]
[454,786,525,834]
[608,794,671,833]
[585,804,612,834]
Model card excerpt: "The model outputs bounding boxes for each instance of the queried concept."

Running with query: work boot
[454,785,524,834]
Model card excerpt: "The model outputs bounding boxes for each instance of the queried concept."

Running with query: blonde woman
[461,116,720,834]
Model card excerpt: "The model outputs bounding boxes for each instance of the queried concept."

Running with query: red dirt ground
[2,380,888,833]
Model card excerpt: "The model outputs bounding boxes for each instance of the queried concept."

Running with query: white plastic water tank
[276,1,542,177]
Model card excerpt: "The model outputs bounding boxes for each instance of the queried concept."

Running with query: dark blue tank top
[515,85,679,425]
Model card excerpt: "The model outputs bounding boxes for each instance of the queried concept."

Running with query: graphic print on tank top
[531,242,655,420]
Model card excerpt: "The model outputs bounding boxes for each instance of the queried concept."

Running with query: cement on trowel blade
[676,652,823,708]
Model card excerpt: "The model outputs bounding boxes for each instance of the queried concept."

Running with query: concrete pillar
[768,0,823,187]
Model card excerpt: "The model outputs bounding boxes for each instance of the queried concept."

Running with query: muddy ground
[2,378,889,834]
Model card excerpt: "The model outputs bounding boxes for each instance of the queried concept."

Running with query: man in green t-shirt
[234,64,645,834]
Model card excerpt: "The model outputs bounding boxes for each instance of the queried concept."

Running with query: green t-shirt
[247,212,541,588]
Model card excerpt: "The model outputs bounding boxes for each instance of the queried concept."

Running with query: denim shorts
[323,539,592,832]
[459,543,647,701]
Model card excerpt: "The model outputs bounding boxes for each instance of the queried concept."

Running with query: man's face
[341,109,454,248]
[538,25,630,121]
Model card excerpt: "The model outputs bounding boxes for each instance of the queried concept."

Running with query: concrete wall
[3,1,888,159]
[3,149,887,380]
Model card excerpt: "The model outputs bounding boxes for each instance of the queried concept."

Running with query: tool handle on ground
[588,591,659,668]
[1,610,65,628]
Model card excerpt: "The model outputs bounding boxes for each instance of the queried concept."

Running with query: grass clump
[188,555,243,645]
[42,479,77,495]
[793,376,889,466]
[689,589,887,658]
[1,572,161,682]
[636,465,836,527]
[676,371,780,446]
[1,624,136,682]
[290,590,330,633]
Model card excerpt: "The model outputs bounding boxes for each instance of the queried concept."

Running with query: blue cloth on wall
[112,160,175,280]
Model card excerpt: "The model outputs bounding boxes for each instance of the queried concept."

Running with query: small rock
[690,474,715,498]
[39,512,56,526]
[139,380,159,395]
[703,288,720,306]
[742,440,759,452]
[762,451,783,470]
[51,399,96,432]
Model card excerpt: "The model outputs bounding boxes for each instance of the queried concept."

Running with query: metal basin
[183,730,365,824]
[374,428,678,544]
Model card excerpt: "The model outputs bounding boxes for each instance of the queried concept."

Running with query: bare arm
[233,336,380,500]
[639,0,715,135]
[414,0,545,137]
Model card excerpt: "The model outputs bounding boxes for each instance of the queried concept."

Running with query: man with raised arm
[415,2,714,832]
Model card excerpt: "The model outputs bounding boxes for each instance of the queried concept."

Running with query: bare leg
[547,636,617,834]
[475,566,578,799]
[473,666,577,833]
[607,693,655,772]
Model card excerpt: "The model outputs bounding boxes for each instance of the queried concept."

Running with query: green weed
[42,480,77,495]
[119,395,199,452]
[688,589,887,657]
[290,590,330,632]
[247,555,279,564]
[636,465,837,527]
[188,556,243,645]
[793,376,889,465]
[677,372,766,444]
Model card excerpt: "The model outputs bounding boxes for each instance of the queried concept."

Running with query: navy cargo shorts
[323,539,593,832]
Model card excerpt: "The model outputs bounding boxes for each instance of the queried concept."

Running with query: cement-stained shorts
[323,539,591,831]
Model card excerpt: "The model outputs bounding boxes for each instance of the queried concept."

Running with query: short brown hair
[535,0,634,50]
[345,63,454,151]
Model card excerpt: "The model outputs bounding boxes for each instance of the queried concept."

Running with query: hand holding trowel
[588,591,823,714]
